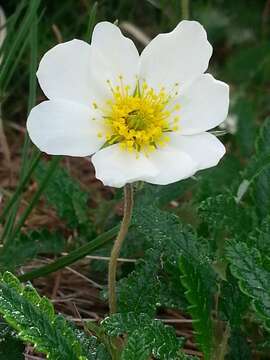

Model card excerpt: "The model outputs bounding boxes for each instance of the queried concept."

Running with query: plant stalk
[181,0,190,19]
[108,184,133,314]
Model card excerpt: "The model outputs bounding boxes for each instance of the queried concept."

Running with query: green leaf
[0,334,24,359]
[226,331,252,360]
[102,312,183,360]
[0,324,24,360]
[0,272,107,359]
[0,229,65,271]
[199,193,253,237]
[242,118,270,202]
[256,117,270,154]
[117,248,161,316]
[145,320,183,359]
[102,312,151,336]
[138,181,193,207]
[226,241,270,329]
[35,162,92,231]
[234,97,256,157]
[254,168,270,219]
[132,203,205,264]
[219,273,249,329]
[121,330,151,360]
[255,216,270,254]
[179,257,213,360]
[252,117,270,219]
[117,202,213,316]
[195,155,241,202]
[225,42,270,85]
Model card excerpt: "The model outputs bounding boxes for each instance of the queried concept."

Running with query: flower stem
[181,0,190,20]
[108,184,133,314]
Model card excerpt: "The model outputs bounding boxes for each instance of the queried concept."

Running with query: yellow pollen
[95,78,180,154]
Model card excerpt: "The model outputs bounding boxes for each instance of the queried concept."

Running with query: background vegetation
[1,0,270,359]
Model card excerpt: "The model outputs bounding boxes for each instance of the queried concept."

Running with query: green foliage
[3,0,270,358]
[252,118,270,219]
[132,200,205,264]
[117,247,165,316]
[226,241,270,329]
[0,272,109,359]
[254,168,270,219]
[0,324,24,360]
[117,200,214,316]
[195,155,241,202]
[120,330,150,359]
[35,162,92,232]
[254,216,270,254]
[0,335,24,359]
[234,98,256,157]
[225,42,270,85]
[219,274,249,329]
[199,193,253,237]
[242,117,270,191]
[102,312,183,360]
[0,229,65,271]
[226,331,252,360]
[141,180,194,208]
[179,257,213,360]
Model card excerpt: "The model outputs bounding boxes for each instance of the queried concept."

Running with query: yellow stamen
[95,78,180,155]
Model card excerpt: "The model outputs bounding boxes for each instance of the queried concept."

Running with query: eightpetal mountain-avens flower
[27,21,229,187]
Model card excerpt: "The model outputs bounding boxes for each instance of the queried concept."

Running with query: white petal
[178,74,229,134]
[90,22,139,90]
[139,20,212,91]
[169,132,226,170]
[37,39,105,106]
[141,146,198,185]
[27,100,103,156]
[92,144,158,188]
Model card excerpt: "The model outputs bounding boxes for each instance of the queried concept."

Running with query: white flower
[27,21,229,188]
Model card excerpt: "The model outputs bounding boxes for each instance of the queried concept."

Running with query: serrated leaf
[219,273,249,328]
[179,257,213,360]
[241,118,270,205]
[256,216,270,254]
[102,312,151,336]
[254,168,270,219]
[252,117,270,219]
[0,272,108,359]
[132,203,207,265]
[103,312,182,360]
[199,193,253,237]
[226,241,270,329]
[121,329,151,360]
[145,320,182,360]
[117,203,213,316]
[117,248,161,316]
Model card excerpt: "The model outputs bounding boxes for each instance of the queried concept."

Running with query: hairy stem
[108,184,133,314]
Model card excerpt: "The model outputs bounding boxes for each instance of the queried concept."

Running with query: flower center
[94,77,180,154]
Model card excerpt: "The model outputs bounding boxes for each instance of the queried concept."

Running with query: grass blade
[19,225,119,282]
